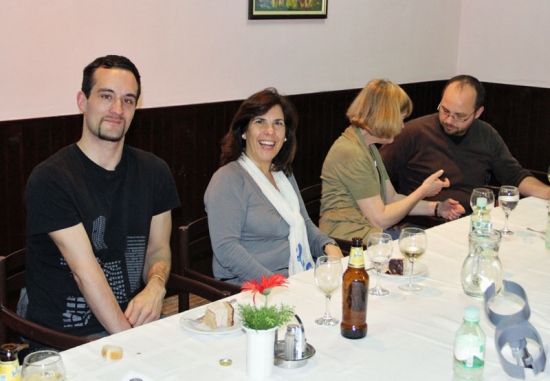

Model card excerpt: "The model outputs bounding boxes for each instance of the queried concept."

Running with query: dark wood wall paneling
[1,80,549,255]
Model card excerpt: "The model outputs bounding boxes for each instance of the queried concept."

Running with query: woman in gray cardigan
[204,88,342,286]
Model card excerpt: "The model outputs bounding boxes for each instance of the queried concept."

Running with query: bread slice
[101,344,123,361]
[203,301,234,330]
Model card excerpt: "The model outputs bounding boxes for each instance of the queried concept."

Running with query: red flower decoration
[241,274,288,305]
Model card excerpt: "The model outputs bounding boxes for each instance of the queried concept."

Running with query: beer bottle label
[0,360,22,381]
[348,247,364,268]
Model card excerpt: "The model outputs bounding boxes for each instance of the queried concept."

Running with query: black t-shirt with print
[25,144,180,336]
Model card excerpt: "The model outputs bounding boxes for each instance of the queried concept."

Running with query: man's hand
[439,199,466,220]
[420,169,450,198]
[124,275,166,327]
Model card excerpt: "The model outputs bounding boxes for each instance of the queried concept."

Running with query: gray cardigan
[204,161,333,285]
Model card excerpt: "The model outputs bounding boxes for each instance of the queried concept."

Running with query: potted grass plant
[238,274,295,380]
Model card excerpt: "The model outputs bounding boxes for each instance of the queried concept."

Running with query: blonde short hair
[346,79,412,139]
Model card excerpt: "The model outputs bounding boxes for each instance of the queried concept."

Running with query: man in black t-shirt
[24,55,181,338]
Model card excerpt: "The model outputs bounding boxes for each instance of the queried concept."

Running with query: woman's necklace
[369,144,381,184]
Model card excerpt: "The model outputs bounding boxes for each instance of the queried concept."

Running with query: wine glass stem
[408,261,415,287]
[376,268,382,289]
[504,213,510,231]
[323,293,332,319]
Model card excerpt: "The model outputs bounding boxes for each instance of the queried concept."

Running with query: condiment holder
[274,317,316,369]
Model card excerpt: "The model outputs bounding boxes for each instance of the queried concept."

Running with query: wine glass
[398,228,427,292]
[314,255,343,326]
[366,232,393,296]
[470,187,495,213]
[22,350,66,380]
[498,185,519,236]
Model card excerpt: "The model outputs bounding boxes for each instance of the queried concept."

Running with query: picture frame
[248,0,328,20]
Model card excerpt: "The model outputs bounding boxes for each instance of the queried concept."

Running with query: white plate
[372,261,428,279]
[179,305,242,335]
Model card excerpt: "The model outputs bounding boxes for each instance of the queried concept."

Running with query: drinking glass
[470,188,495,213]
[366,232,393,296]
[398,228,427,292]
[498,185,519,236]
[22,350,66,380]
[547,164,550,183]
[314,255,343,326]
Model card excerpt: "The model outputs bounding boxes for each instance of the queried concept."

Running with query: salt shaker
[284,324,297,360]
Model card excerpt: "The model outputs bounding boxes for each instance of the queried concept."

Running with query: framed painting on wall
[249,0,328,20]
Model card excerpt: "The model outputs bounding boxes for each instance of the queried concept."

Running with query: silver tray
[274,340,316,369]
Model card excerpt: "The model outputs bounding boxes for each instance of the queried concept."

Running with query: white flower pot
[243,326,277,380]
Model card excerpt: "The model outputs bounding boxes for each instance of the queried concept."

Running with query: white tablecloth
[61,197,550,380]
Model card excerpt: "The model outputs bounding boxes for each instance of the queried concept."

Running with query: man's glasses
[437,103,475,123]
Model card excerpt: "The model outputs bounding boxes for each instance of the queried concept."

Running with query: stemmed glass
[470,188,495,213]
[498,185,519,236]
[366,233,393,296]
[22,350,66,380]
[314,255,343,326]
[398,228,427,292]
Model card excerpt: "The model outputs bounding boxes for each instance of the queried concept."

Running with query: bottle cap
[464,306,480,322]
[476,197,487,208]
[351,237,363,247]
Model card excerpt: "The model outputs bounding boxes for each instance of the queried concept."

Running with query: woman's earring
[284,138,287,142]
[242,134,246,139]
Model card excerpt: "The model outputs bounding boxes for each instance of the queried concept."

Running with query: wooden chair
[178,217,241,311]
[0,248,230,351]
[300,183,323,227]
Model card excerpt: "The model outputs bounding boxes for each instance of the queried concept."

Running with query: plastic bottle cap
[476,197,487,208]
[464,306,480,322]
[219,358,232,366]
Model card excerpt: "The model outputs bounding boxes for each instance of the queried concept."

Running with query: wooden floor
[161,294,208,316]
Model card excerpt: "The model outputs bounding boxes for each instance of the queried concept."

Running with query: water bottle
[453,306,485,381]
[470,197,491,232]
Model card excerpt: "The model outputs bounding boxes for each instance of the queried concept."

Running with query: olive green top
[320,126,389,241]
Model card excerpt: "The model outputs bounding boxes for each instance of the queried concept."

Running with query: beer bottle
[0,344,22,381]
[341,237,369,339]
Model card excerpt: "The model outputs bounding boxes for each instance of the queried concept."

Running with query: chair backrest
[180,216,215,277]
[178,217,241,311]
[0,249,91,350]
[300,183,322,227]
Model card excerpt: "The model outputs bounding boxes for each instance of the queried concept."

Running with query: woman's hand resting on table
[438,199,466,221]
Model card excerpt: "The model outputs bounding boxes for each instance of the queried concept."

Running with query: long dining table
[61,196,550,380]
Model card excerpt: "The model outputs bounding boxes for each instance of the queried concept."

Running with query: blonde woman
[320,79,464,241]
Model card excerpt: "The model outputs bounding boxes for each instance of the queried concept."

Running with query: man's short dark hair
[443,75,485,110]
[81,55,141,100]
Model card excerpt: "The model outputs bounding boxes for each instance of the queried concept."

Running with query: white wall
[458,0,550,88]
[0,0,460,121]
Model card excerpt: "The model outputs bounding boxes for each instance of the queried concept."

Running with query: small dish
[274,341,315,369]
[376,261,428,279]
[179,306,242,335]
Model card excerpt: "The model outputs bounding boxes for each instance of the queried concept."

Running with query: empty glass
[470,188,495,213]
